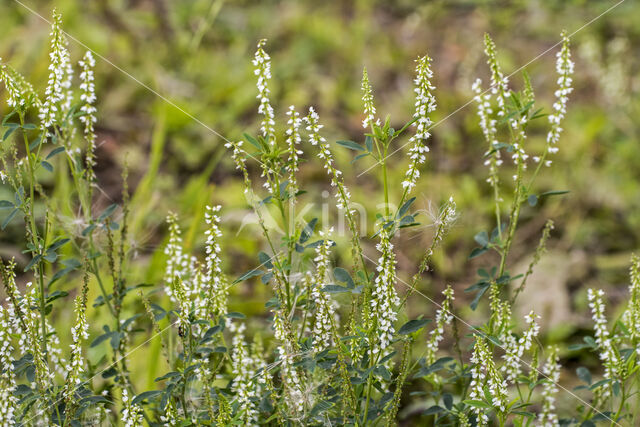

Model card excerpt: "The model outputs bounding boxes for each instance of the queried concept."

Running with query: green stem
[19,113,48,362]
[362,352,381,424]
[382,146,390,219]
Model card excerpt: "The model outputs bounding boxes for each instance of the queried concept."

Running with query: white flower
[501,311,540,382]
[312,233,337,352]
[469,337,508,424]
[225,141,252,194]
[230,323,260,425]
[40,10,73,129]
[369,227,399,354]
[64,288,89,398]
[472,78,501,187]
[203,205,228,318]
[623,255,640,353]
[538,347,560,427]
[273,311,305,413]
[304,107,354,214]
[403,55,436,193]
[425,286,454,366]
[163,213,189,302]
[361,67,378,128]
[0,307,18,426]
[253,39,275,144]
[285,105,303,196]
[0,62,39,109]
[79,51,98,180]
[484,34,511,119]
[121,388,144,427]
[542,31,574,166]
[588,288,620,397]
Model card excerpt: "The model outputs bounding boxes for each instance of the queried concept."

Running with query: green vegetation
[0,1,639,425]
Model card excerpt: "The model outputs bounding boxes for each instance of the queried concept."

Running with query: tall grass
[0,10,639,426]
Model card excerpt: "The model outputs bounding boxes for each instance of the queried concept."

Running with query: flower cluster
[311,232,336,352]
[224,140,252,193]
[65,283,89,395]
[273,311,305,413]
[425,286,454,366]
[0,306,18,425]
[230,323,260,425]
[538,347,560,427]
[469,337,509,425]
[361,67,378,129]
[285,105,303,196]
[253,39,275,144]
[1,261,53,391]
[502,311,540,382]
[370,227,399,354]
[0,61,40,110]
[403,55,436,192]
[304,107,354,214]
[484,34,511,120]
[121,388,144,427]
[204,205,228,318]
[539,32,574,166]
[485,34,529,174]
[40,9,73,129]
[163,213,190,302]
[623,255,640,352]
[78,51,98,180]
[472,78,502,187]
[588,288,621,397]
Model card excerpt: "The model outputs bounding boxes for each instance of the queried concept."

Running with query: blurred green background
[1,0,639,412]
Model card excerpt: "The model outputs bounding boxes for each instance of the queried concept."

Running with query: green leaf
[333,267,354,288]
[226,312,246,319]
[336,140,365,151]
[154,371,182,382]
[23,254,42,272]
[132,390,163,405]
[397,318,431,335]
[365,135,373,152]
[29,137,42,150]
[474,231,489,247]
[82,224,97,236]
[258,251,274,269]
[576,367,592,385]
[540,190,569,197]
[243,133,262,150]
[1,208,19,230]
[22,123,37,130]
[423,405,444,415]
[47,238,70,252]
[528,194,538,206]
[351,152,369,163]
[463,399,492,409]
[468,247,488,259]
[397,197,416,219]
[40,161,54,172]
[98,204,118,221]
[395,116,418,136]
[0,200,14,209]
[2,126,17,141]
[442,393,453,410]
[321,285,350,293]
[46,146,66,160]
[470,283,491,311]
[91,331,116,348]
[45,290,68,304]
[299,218,318,244]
